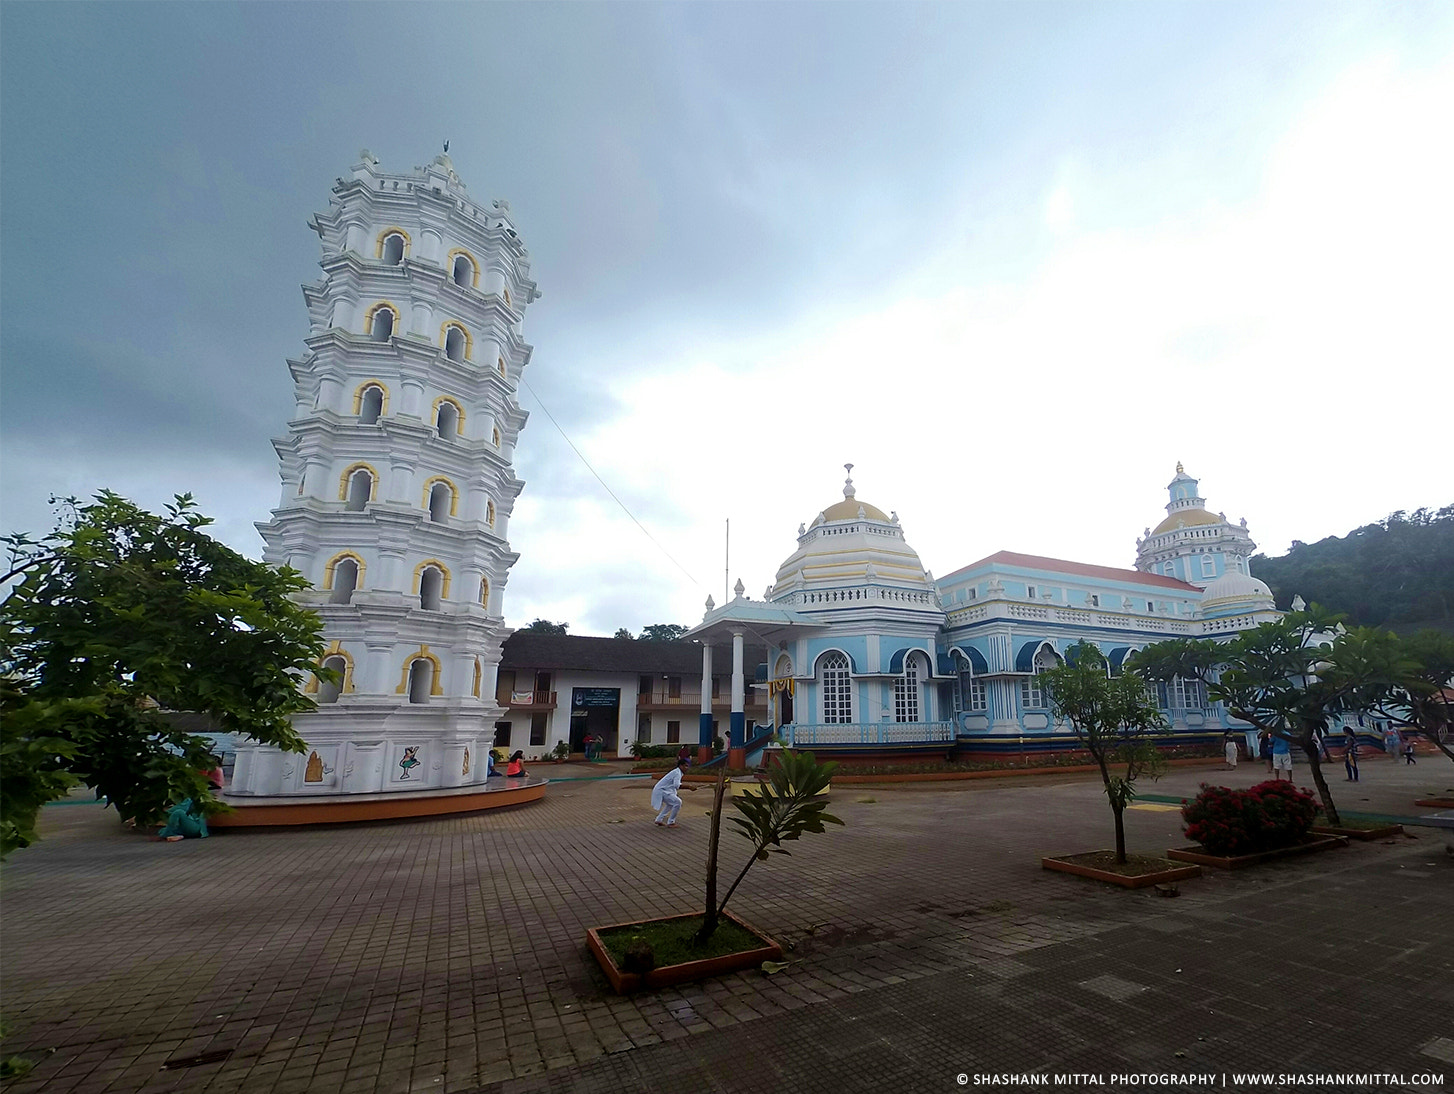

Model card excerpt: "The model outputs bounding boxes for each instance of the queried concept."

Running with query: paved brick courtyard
[3,757,1451,1094]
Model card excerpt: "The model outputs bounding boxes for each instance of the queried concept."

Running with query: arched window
[341,465,376,511]
[366,303,397,341]
[894,653,924,723]
[329,557,360,604]
[407,659,433,704]
[485,500,496,526]
[818,651,852,724]
[376,227,410,265]
[450,251,477,288]
[357,383,386,424]
[480,576,490,609]
[440,322,471,363]
[317,655,347,704]
[1021,645,1060,710]
[433,397,462,438]
[419,566,445,611]
[956,655,986,712]
[421,477,457,522]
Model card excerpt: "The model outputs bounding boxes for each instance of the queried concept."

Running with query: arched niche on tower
[375,227,410,265]
[354,381,389,423]
[446,248,479,289]
[364,301,399,342]
[432,395,465,439]
[397,646,444,702]
[412,559,452,611]
[440,321,472,363]
[339,463,380,511]
[323,551,366,604]
[421,476,459,522]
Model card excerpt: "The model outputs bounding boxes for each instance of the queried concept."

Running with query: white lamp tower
[234,149,538,797]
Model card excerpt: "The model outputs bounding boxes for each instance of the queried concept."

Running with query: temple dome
[770,467,934,600]
[1152,508,1223,535]
[1199,569,1275,617]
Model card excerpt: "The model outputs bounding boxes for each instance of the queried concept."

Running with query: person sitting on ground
[650,757,697,827]
[506,750,526,777]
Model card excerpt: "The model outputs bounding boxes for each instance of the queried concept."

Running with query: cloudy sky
[2,2,1450,635]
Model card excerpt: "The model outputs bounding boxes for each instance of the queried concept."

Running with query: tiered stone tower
[233,149,538,797]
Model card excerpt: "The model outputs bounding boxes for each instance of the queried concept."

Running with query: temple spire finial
[843,463,856,499]
[1176,461,1184,474]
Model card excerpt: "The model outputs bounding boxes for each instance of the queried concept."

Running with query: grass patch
[598,916,767,969]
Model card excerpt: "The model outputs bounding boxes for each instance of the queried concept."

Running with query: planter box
[1312,823,1403,841]
[1414,798,1454,809]
[1041,852,1202,889]
[586,911,783,994]
[1167,834,1347,869]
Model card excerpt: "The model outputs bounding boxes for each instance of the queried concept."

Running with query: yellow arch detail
[445,247,480,288]
[419,476,460,517]
[439,320,473,361]
[491,426,500,447]
[431,395,466,434]
[338,462,381,502]
[307,640,356,695]
[486,500,496,527]
[412,558,453,598]
[321,551,367,591]
[352,380,391,416]
[374,226,412,258]
[396,645,444,696]
[473,658,482,698]
[497,356,506,377]
[362,300,401,335]
[480,576,490,607]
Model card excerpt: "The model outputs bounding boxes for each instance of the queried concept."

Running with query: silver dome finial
[843,463,855,499]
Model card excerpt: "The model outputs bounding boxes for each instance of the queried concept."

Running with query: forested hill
[1251,505,1454,632]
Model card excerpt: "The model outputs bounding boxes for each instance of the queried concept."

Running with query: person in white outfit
[651,758,696,827]
[1223,734,1238,769]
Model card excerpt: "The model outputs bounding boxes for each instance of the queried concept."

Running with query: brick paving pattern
[2,757,1450,1094]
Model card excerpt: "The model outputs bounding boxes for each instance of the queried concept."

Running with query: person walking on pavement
[650,757,697,827]
[1343,731,1360,782]
[1404,738,1418,764]
[1271,734,1293,782]
[1223,733,1239,770]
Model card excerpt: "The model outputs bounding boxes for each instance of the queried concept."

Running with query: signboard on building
[572,687,620,709]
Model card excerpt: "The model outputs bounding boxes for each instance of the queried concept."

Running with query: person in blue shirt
[1271,734,1293,782]
[1343,731,1360,782]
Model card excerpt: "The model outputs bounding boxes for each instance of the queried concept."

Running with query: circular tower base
[211,775,547,827]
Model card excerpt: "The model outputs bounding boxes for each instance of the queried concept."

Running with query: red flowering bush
[1182,780,1318,856]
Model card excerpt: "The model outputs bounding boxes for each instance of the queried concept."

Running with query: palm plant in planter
[696,748,842,944]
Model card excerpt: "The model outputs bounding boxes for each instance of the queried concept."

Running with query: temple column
[697,642,713,766]
[729,630,746,768]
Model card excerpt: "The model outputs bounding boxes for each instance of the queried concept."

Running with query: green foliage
[1327,627,1454,764]
[1252,504,1454,630]
[1,492,327,850]
[522,619,569,634]
[613,628,634,640]
[696,749,844,943]
[551,739,569,760]
[1040,641,1168,862]
[1130,606,1369,825]
[638,623,687,642]
[630,741,679,759]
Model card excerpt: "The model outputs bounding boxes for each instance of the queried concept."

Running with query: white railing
[783,721,954,746]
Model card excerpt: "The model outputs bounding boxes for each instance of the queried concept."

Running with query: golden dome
[1152,508,1223,536]
[819,497,890,523]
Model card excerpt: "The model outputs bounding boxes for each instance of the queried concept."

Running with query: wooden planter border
[586,911,783,994]
[1311,824,1403,841]
[1414,798,1454,809]
[1166,834,1347,869]
[1041,854,1202,889]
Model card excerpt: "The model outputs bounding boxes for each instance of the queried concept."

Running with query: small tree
[522,619,568,635]
[695,749,842,944]
[613,628,634,640]
[1,492,328,850]
[1040,641,1168,864]
[1132,606,1364,827]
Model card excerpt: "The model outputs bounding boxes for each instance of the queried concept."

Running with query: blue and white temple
[686,464,1280,760]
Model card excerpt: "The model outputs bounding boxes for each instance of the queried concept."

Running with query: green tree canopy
[1,492,327,853]
[1252,504,1454,631]
[1131,606,1363,825]
[1040,641,1167,863]
[613,628,634,640]
[521,619,569,635]
[639,623,687,642]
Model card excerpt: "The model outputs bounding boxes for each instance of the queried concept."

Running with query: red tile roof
[941,550,1201,592]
